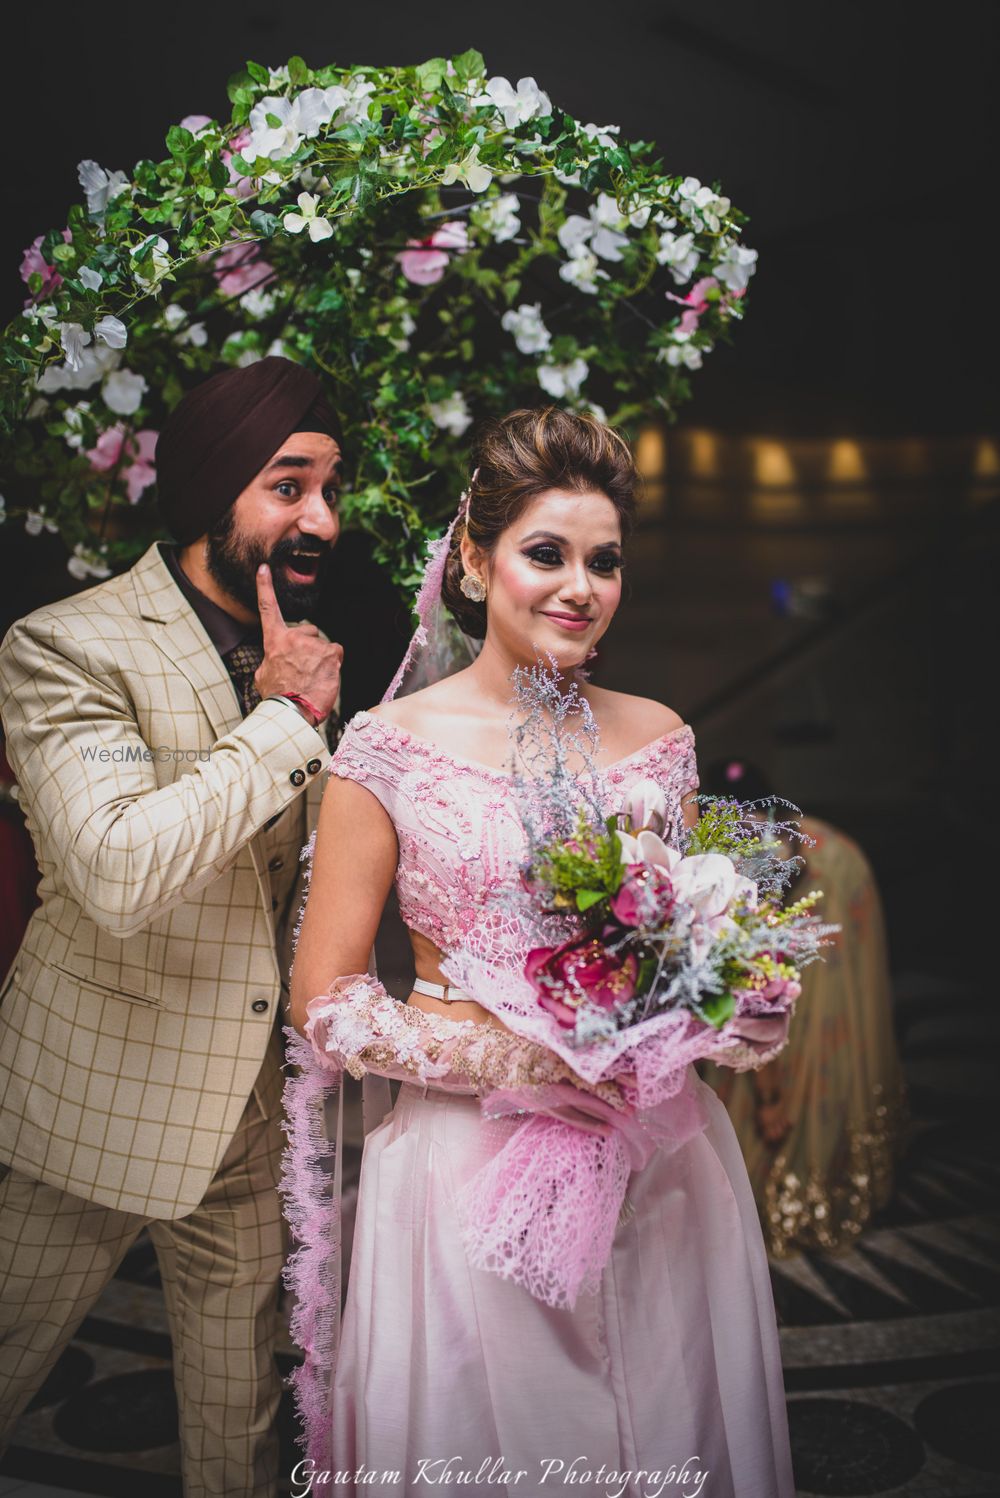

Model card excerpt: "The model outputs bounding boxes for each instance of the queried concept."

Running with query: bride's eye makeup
[522,543,623,574]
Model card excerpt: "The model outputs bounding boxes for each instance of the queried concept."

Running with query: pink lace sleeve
[305,974,629,1105]
[327,713,399,815]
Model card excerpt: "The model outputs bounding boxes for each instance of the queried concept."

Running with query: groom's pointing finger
[256,564,286,640]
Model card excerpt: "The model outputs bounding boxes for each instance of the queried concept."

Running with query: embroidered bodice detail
[330,710,699,960]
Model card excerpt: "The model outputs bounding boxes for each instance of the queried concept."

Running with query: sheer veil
[382,480,483,703]
[280,484,481,1471]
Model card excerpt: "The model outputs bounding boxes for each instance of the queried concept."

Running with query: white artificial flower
[579,122,620,150]
[67,543,112,581]
[340,75,376,125]
[658,332,704,370]
[676,176,731,233]
[474,192,521,243]
[284,192,334,242]
[656,229,700,285]
[557,215,593,255]
[473,75,552,129]
[26,397,49,419]
[62,401,92,450]
[161,303,186,330]
[94,315,127,350]
[559,246,608,295]
[248,91,331,159]
[590,223,629,263]
[553,167,582,188]
[78,159,129,218]
[179,322,208,347]
[585,401,608,424]
[266,338,292,358]
[240,286,277,320]
[591,193,624,230]
[537,357,588,399]
[713,241,758,294]
[583,194,632,262]
[247,82,371,161]
[428,390,472,436]
[79,266,103,292]
[102,368,147,415]
[35,343,119,394]
[133,235,170,287]
[440,145,492,194]
[59,323,91,372]
[236,348,263,367]
[388,311,416,351]
[298,166,333,194]
[23,301,59,327]
[268,65,290,86]
[25,509,46,536]
[500,302,552,356]
[596,191,649,232]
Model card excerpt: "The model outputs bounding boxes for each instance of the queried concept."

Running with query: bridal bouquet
[441,663,833,1307]
[523,783,818,1046]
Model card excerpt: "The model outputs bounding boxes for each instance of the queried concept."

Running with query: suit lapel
[130,544,243,742]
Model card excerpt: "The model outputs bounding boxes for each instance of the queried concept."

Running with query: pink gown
[324,711,795,1497]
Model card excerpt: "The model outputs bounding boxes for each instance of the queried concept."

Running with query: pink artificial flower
[179,114,213,132]
[610,862,676,929]
[527,935,638,1026]
[222,127,255,199]
[396,220,469,285]
[86,426,158,503]
[212,239,275,296]
[125,429,158,502]
[622,777,668,837]
[665,275,719,334]
[86,425,127,472]
[20,229,71,303]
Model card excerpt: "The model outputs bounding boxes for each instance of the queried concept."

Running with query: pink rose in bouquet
[526,936,639,1028]
[610,861,676,928]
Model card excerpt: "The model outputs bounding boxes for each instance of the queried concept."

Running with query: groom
[0,356,344,1495]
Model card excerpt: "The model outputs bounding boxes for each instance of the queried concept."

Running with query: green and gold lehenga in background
[703,817,908,1257]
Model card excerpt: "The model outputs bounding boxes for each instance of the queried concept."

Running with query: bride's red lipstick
[540,611,593,632]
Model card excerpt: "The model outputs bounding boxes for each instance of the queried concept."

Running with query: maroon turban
[155,356,343,544]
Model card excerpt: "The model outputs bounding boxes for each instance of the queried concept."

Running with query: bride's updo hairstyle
[442,405,637,639]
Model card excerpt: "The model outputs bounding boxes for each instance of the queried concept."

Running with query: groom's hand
[254,564,343,722]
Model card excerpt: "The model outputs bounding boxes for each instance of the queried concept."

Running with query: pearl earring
[460,574,486,603]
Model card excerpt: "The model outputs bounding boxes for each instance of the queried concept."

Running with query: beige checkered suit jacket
[0,542,329,1219]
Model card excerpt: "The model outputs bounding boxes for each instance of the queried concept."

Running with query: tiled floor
[2,969,997,1497]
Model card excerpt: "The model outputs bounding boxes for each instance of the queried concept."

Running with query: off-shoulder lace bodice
[330,710,699,962]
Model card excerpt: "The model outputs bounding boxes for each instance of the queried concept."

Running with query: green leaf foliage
[0,51,755,590]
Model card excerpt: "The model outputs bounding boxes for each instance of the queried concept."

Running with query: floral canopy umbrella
[0,50,756,591]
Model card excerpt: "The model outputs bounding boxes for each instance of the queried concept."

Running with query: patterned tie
[226,640,265,718]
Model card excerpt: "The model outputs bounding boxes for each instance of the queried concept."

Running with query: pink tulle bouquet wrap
[439,663,833,1309]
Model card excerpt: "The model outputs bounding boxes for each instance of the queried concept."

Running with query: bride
[288,407,795,1496]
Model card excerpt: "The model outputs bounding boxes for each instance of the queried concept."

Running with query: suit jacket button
[252,999,269,1014]
[289,768,306,787]
[306,758,322,775]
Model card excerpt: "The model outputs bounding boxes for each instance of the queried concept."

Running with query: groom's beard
[206,508,332,621]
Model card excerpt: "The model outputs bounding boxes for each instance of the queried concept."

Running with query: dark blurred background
[2,0,997,976]
[2,7,999,1495]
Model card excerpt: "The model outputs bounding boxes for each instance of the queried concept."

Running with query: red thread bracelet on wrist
[284,693,327,727]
